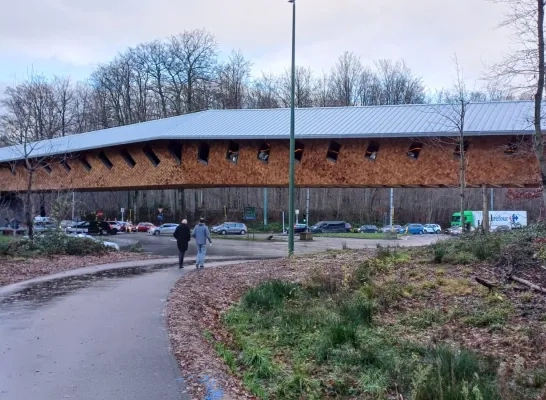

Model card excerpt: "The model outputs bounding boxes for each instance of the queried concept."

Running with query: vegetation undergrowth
[212,247,541,400]
[0,231,114,257]
[428,224,546,264]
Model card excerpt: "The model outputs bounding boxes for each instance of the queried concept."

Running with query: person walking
[173,219,191,269]
[192,217,212,268]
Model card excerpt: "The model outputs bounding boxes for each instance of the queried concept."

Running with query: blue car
[405,224,425,235]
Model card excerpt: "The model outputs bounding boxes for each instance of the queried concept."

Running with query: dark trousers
[178,251,186,268]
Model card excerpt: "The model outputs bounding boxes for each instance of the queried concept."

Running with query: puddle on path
[0,264,174,309]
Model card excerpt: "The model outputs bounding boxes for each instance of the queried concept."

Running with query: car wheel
[316,230,322,234]
[111,229,118,235]
[221,230,227,235]
[153,230,159,236]
[419,230,423,235]
[101,229,108,236]
[240,230,246,235]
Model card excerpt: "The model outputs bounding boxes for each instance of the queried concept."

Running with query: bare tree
[214,50,252,109]
[248,71,280,109]
[137,40,170,118]
[427,57,472,231]
[374,59,426,105]
[168,29,218,113]
[1,76,70,238]
[329,51,363,106]
[278,66,314,107]
[489,0,546,207]
[313,72,335,107]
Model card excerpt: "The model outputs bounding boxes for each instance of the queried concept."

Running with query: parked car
[423,224,441,234]
[66,221,118,235]
[59,220,76,230]
[149,223,178,236]
[106,221,121,234]
[71,233,120,251]
[381,225,405,234]
[492,225,511,233]
[449,226,463,236]
[309,221,346,234]
[136,222,155,232]
[117,221,135,232]
[1,226,26,235]
[405,224,425,235]
[293,223,307,233]
[358,225,378,233]
[34,220,58,233]
[211,222,248,235]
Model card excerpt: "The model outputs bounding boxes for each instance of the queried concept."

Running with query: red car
[136,222,155,232]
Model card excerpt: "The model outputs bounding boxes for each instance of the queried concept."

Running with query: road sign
[158,208,163,213]
[295,209,300,215]
[243,206,256,220]
[121,208,125,213]
[97,210,104,218]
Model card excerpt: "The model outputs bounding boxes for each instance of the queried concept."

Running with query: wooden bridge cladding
[0,136,538,192]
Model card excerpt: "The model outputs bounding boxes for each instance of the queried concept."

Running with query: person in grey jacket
[192,217,212,268]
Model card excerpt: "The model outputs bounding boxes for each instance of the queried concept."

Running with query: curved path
[0,257,260,400]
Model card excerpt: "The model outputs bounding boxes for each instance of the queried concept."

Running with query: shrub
[376,244,392,259]
[432,242,447,263]
[0,232,113,257]
[242,280,298,310]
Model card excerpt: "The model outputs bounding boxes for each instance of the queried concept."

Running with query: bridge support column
[482,184,489,232]
[133,190,139,223]
[263,188,268,227]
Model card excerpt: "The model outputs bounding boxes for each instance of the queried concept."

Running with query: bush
[0,231,113,257]
[432,242,447,263]
[376,243,392,259]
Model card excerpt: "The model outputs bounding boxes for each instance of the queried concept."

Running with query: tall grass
[221,278,500,399]
[242,280,298,310]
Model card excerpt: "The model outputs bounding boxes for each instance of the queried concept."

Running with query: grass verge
[314,232,392,239]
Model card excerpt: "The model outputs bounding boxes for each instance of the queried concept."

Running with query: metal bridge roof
[0,101,539,163]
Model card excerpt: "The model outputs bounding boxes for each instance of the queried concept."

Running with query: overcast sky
[0,0,515,93]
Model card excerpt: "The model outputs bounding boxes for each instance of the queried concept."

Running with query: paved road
[0,258,256,400]
[116,231,445,258]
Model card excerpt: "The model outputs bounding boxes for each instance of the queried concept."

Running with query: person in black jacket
[173,219,191,269]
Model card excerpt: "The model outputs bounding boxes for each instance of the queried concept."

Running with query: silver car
[150,223,178,236]
[211,222,247,235]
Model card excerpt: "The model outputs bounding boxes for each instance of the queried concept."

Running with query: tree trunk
[534,0,546,209]
[460,139,466,231]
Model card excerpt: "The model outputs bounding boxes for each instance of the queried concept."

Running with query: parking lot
[108,230,446,258]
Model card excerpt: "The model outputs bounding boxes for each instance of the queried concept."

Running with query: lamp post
[288,0,296,255]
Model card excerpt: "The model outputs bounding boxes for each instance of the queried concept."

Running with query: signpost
[295,209,299,224]
[243,206,256,221]
[121,208,125,222]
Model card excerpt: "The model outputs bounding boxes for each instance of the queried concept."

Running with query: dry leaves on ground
[0,252,165,287]
[167,249,546,399]
[166,250,373,399]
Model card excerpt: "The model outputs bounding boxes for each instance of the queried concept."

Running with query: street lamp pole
[288,0,296,256]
